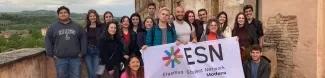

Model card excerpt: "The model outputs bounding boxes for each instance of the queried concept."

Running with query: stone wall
[0,48,88,78]
[317,0,325,77]
[261,0,318,78]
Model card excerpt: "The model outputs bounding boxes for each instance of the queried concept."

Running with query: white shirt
[173,21,195,42]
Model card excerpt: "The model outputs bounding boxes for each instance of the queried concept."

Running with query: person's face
[188,13,195,23]
[238,14,245,25]
[175,7,184,21]
[218,14,226,24]
[89,13,96,23]
[105,13,113,23]
[107,24,117,35]
[198,11,207,22]
[209,21,218,33]
[122,18,129,28]
[244,8,253,20]
[59,9,69,21]
[148,6,156,15]
[251,50,262,61]
[132,16,139,26]
[145,19,153,29]
[159,10,170,22]
[169,15,174,23]
[128,57,141,71]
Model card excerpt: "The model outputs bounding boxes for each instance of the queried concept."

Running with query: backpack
[151,23,175,45]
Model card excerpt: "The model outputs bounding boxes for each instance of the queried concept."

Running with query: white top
[173,21,195,42]
[221,25,232,38]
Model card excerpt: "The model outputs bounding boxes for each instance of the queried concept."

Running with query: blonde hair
[159,7,170,13]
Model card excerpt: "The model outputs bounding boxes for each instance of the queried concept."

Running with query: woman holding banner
[200,19,224,41]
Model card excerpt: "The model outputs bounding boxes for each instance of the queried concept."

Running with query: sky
[0,0,135,17]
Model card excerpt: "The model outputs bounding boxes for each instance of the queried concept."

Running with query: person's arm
[191,26,197,43]
[79,25,88,57]
[261,64,271,78]
[258,21,264,48]
[44,26,54,57]
[146,28,153,46]
[98,39,107,64]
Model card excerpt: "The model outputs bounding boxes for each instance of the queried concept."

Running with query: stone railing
[0,48,88,78]
[0,42,277,78]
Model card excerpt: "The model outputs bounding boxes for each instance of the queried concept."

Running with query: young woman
[83,9,103,78]
[130,13,143,33]
[137,17,155,48]
[98,21,123,78]
[120,16,140,66]
[120,55,144,78]
[232,12,258,62]
[104,11,114,24]
[200,19,224,41]
[216,11,232,38]
[184,10,202,41]
[168,14,175,24]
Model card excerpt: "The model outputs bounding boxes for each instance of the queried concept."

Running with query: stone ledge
[0,48,45,67]
[263,42,278,47]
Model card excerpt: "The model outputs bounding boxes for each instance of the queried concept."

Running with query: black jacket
[194,19,204,41]
[248,18,264,44]
[98,39,123,71]
[243,56,271,78]
[120,30,140,57]
[137,29,147,48]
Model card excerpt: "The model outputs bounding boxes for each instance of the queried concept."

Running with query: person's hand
[175,40,181,45]
[141,45,148,50]
[50,56,58,60]
[109,70,114,75]
[182,40,189,44]
[78,53,82,58]
[191,39,197,43]
[124,55,129,59]
[236,36,239,41]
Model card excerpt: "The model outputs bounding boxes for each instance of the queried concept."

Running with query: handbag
[96,44,119,75]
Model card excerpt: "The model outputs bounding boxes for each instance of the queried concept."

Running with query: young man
[142,7,179,49]
[146,2,157,19]
[45,6,87,78]
[243,45,271,78]
[173,6,197,44]
[195,9,208,41]
[244,5,264,48]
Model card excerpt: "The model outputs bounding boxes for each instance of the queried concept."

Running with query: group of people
[44,2,270,78]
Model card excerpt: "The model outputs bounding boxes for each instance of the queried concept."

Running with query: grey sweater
[45,19,87,58]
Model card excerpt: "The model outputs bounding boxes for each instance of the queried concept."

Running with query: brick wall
[264,14,299,78]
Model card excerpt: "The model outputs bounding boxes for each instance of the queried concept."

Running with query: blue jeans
[85,47,100,78]
[54,58,81,78]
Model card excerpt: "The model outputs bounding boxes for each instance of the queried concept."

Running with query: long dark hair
[216,11,228,33]
[141,17,155,31]
[184,10,197,27]
[103,11,114,24]
[125,55,144,78]
[130,13,143,32]
[84,9,102,32]
[205,19,220,35]
[101,21,119,40]
[232,12,252,45]
[120,16,132,30]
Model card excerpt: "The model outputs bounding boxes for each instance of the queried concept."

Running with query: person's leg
[92,48,100,78]
[54,58,68,78]
[69,58,82,78]
[85,47,94,78]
